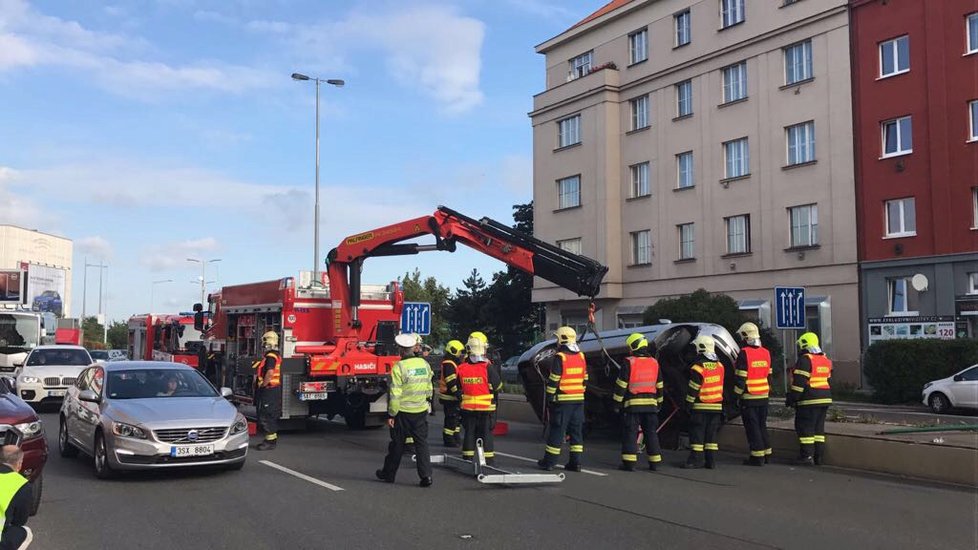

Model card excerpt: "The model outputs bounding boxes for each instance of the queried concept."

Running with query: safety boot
[537,459,555,471]
[618,462,635,472]
[814,443,825,466]
[704,451,716,470]
[375,469,395,483]
[255,439,277,451]
[443,437,458,448]
[742,456,764,467]
[794,456,815,467]
[564,461,582,472]
[683,452,703,469]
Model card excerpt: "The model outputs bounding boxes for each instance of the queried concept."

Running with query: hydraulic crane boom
[326,205,608,339]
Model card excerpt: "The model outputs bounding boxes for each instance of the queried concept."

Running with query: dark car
[500,355,520,384]
[32,290,63,317]
[0,376,48,515]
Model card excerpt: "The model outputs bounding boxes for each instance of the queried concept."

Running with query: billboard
[867,316,956,344]
[23,263,67,318]
[0,270,25,304]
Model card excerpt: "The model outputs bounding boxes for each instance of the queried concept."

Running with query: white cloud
[0,167,41,227]
[502,0,577,20]
[77,236,114,260]
[141,237,220,271]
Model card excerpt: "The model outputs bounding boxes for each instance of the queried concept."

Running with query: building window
[725,214,750,254]
[630,230,652,265]
[557,238,582,255]
[678,223,695,260]
[968,13,978,54]
[972,187,978,228]
[617,314,644,329]
[676,80,693,117]
[722,62,748,103]
[784,40,813,85]
[631,95,650,130]
[677,151,694,189]
[879,35,910,78]
[968,272,978,295]
[630,162,650,198]
[629,28,648,64]
[557,176,581,209]
[786,121,816,165]
[884,198,916,237]
[675,9,691,47]
[887,278,919,315]
[723,137,749,179]
[557,115,581,148]
[882,116,913,157]
[789,204,818,247]
[970,100,978,141]
[720,0,745,29]
[569,51,593,80]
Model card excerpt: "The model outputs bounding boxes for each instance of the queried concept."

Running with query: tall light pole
[150,279,173,312]
[292,72,344,287]
[186,258,221,306]
[82,259,107,322]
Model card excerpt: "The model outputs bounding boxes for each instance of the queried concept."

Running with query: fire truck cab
[127,314,204,368]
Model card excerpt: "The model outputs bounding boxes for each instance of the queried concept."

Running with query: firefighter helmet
[553,326,578,346]
[797,332,820,352]
[625,332,648,352]
[444,340,465,358]
[466,335,487,357]
[468,331,488,345]
[394,333,417,349]
[737,322,760,342]
[261,331,279,349]
[692,334,715,356]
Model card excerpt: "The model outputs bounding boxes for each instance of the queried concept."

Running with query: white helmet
[466,336,487,357]
[692,335,715,356]
[394,333,417,349]
[261,331,279,349]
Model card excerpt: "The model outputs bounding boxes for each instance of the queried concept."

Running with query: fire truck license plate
[170,445,214,457]
[299,392,329,401]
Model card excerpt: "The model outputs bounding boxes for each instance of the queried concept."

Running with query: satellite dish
[911,274,929,292]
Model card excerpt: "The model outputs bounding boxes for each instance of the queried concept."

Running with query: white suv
[18,346,93,407]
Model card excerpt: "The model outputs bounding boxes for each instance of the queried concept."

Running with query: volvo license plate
[170,445,214,457]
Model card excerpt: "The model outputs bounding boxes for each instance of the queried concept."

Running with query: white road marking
[259,460,345,492]
[493,451,609,477]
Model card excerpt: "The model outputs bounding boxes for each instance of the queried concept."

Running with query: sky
[0,0,601,322]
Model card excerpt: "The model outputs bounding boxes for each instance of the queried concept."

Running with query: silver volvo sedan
[58,361,248,478]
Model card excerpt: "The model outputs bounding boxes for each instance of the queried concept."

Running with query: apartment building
[851,0,978,344]
[530,0,861,383]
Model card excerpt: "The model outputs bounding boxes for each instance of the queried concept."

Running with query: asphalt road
[27,410,978,550]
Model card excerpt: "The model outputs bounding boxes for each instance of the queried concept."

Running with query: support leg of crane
[418,438,564,485]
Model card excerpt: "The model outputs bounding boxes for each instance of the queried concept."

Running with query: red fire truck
[127,313,204,368]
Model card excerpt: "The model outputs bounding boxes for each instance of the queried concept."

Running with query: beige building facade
[0,224,73,317]
[530,0,861,383]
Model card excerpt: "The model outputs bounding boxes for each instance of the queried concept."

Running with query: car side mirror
[194,311,205,332]
[220,387,233,398]
[78,389,99,403]
[13,360,23,368]
[953,374,963,382]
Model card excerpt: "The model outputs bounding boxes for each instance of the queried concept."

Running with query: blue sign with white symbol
[400,302,431,335]
[775,287,806,330]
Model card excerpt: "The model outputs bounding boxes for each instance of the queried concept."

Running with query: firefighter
[254,331,282,451]
[469,331,503,429]
[376,333,434,487]
[788,332,833,466]
[455,334,500,465]
[683,335,724,469]
[734,322,773,466]
[537,326,587,472]
[438,339,465,447]
[614,333,664,471]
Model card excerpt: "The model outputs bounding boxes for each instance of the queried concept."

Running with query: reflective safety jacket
[545,349,588,403]
[255,351,282,388]
[686,355,725,412]
[734,345,772,406]
[438,359,459,402]
[0,469,27,532]
[388,356,434,416]
[789,353,832,407]
[456,360,499,412]
[613,354,663,412]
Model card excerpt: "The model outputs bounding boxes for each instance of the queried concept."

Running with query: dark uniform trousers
[542,402,584,466]
[794,405,828,460]
[687,411,721,467]
[461,411,493,460]
[741,404,772,459]
[258,386,282,439]
[621,412,662,464]
[441,400,461,444]
[381,411,432,480]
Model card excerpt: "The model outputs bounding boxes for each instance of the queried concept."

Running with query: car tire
[93,430,115,479]
[59,416,79,458]
[928,393,952,414]
[29,474,42,516]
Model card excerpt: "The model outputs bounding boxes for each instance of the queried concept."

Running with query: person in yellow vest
[376,333,434,486]
[0,445,33,550]
[537,326,588,472]
[684,335,725,469]
[614,333,664,471]
[787,332,833,466]
[438,340,465,447]
[733,322,773,466]
[255,331,283,451]
[455,335,500,465]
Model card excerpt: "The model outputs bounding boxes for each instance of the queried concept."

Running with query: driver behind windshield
[157,375,179,397]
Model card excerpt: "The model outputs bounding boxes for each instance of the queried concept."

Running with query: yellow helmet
[444,340,465,358]
[797,332,820,352]
[737,322,760,342]
[261,331,279,349]
[468,331,488,344]
[692,334,715,356]
[625,332,648,352]
[553,326,577,346]
[466,335,487,356]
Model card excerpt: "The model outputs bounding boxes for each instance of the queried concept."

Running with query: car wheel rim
[96,439,106,472]
[59,422,67,451]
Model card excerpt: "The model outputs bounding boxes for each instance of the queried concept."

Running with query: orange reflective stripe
[438,359,457,394]
[259,352,282,388]
[557,352,587,397]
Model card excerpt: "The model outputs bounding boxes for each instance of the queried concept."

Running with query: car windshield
[106,369,218,399]
[0,314,40,355]
[26,348,91,366]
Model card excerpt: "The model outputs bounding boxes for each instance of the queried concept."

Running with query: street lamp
[292,72,344,287]
[150,279,172,312]
[186,258,221,306]
[82,258,108,322]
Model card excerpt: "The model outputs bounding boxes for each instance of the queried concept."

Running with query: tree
[444,268,490,346]
[81,316,105,349]
[400,269,451,346]
[106,321,128,350]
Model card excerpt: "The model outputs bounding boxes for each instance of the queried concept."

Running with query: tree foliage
[400,268,451,346]
[865,339,978,403]
[81,316,105,349]
[106,321,128,350]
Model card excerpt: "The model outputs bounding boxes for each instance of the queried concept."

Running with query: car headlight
[19,376,40,385]
[229,414,248,435]
[111,422,147,439]
[15,420,43,441]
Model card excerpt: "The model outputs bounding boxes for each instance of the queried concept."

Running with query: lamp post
[82,259,108,322]
[186,258,221,305]
[291,72,344,286]
[150,279,173,312]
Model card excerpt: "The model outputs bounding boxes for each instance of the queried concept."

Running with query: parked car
[17,345,93,408]
[31,290,63,317]
[922,364,978,413]
[107,349,128,361]
[89,350,110,363]
[500,355,521,384]
[0,376,48,515]
[58,361,248,478]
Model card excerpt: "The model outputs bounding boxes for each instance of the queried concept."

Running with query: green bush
[863,340,978,404]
